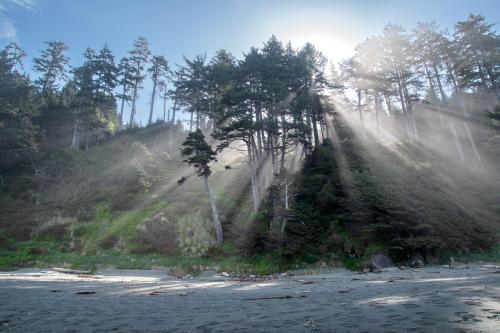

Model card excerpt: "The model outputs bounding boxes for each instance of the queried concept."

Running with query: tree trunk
[432,62,447,105]
[357,89,365,137]
[305,108,313,148]
[396,77,412,140]
[71,122,79,150]
[163,95,167,122]
[402,80,418,140]
[148,80,157,125]
[463,121,482,163]
[280,180,293,234]
[375,93,380,134]
[119,82,127,130]
[450,122,465,162]
[444,57,460,93]
[129,81,139,127]
[311,110,320,147]
[384,93,393,116]
[280,114,287,174]
[255,103,263,155]
[204,176,223,245]
[424,63,437,102]
[171,97,177,123]
[247,142,259,214]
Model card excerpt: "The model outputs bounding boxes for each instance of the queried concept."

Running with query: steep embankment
[1,115,499,271]
[0,123,255,268]
[285,111,499,264]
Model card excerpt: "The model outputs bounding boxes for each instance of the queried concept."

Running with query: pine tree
[147,55,169,125]
[180,129,223,245]
[0,46,38,160]
[33,41,70,95]
[116,57,134,130]
[127,37,151,127]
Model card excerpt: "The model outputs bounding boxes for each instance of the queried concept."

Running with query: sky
[1,0,499,125]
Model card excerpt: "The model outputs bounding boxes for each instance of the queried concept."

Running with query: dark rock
[369,254,395,272]
[409,252,426,268]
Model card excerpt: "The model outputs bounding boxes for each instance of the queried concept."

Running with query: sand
[0,265,499,332]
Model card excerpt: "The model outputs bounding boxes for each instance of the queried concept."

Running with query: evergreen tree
[453,14,499,91]
[181,129,223,245]
[0,47,38,164]
[70,47,117,149]
[147,55,169,125]
[33,41,70,95]
[116,57,134,130]
[176,54,209,131]
[127,37,151,127]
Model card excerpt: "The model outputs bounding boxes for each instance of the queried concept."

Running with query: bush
[131,212,178,254]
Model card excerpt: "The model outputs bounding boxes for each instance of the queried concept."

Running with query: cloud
[0,15,17,40]
[0,0,37,41]
[0,0,36,11]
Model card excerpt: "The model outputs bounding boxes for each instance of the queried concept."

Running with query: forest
[0,14,499,272]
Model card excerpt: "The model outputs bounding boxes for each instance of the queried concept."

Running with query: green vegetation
[0,238,332,275]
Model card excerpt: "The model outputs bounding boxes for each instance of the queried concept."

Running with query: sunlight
[272,19,355,63]
[361,295,418,305]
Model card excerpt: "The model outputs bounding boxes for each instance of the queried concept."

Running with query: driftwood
[52,268,92,275]
[75,291,96,295]
[481,265,500,269]
[244,294,307,301]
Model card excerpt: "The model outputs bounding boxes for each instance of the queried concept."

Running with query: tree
[94,45,118,98]
[2,43,26,73]
[127,37,151,127]
[453,14,499,91]
[33,41,70,95]
[70,47,117,149]
[147,55,169,125]
[0,46,38,163]
[180,129,223,245]
[116,57,134,130]
[380,24,422,140]
[176,55,209,131]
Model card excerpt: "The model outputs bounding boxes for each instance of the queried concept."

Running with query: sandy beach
[0,265,499,332]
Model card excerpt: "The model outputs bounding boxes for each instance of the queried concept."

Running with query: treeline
[0,31,330,238]
[0,37,172,165]
[336,14,499,160]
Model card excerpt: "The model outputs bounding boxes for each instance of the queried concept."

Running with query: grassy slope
[0,123,264,272]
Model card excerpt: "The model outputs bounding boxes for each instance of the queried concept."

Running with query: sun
[271,20,355,65]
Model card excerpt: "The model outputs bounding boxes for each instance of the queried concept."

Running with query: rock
[409,252,425,268]
[369,254,395,272]
[221,272,230,277]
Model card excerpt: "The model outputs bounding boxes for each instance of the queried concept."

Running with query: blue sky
[1,0,499,125]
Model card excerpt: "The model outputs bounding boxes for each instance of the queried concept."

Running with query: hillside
[0,123,259,269]
[1,108,498,272]
[285,110,499,265]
